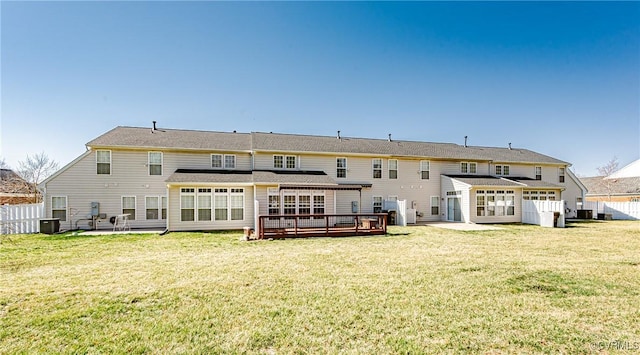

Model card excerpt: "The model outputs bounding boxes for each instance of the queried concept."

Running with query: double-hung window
[495,165,510,176]
[122,196,136,220]
[373,196,383,213]
[420,161,430,180]
[214,189,228,221]
[372,159,382,179]
[274,155,296,169]
[388,159,398,179]
[461,162,477,174]
[431,196,439,216]
[336,158,347,178]
[148,152,162,176]
[559,167,565,183]
[181,188,196,221]
[146,196,159,220]
[52,196,67,221]
[535,166,542,180]
[230,189,244,220]
[96,150,111,175]
[198,188,212,221]
[212,154,235,169]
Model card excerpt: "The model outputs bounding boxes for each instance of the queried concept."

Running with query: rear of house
[41,125,586,232]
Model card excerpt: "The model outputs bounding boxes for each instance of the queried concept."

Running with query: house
[0,168,36,205]
[580,159,640,202]
[40,125,587,232]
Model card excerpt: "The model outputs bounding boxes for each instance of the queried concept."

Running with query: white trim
[121,195,136,220]
[148,151,163,176]
[51,195,68,221]
[336,157,347,178]
[372,158,383,179]
[388,159,398,179]
[96,150,112,175]
[420,160,430,180]
[430,196,440,216]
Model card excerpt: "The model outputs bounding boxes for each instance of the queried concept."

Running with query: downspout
[160,184,169,235]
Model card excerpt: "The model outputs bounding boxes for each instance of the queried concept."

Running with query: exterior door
[447,197,462,222]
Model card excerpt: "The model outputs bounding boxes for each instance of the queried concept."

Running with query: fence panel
[0,203,44,234]
[522,200,565,227]
[583,201,640,220]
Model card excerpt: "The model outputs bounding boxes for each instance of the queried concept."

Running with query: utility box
[39,218,60,234]
[576,209,593,219]
[91,202,100,217]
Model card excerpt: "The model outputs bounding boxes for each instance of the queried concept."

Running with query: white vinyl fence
[0,203,44,234]
[583,201,640,220]
[522,200,565,227]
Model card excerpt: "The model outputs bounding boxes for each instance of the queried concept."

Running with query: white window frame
[148,152,163,176]
[224,155,236,169]
[336,157,347,178]
[122,196,136,220]
[388,159,398,179]
[431,196,439,216]
[420,160,430,180]
[461,162,476,174]
[476,190,514,217]
[145,196,161,220]
[273,155,297,169]
[51,196,67,221]
[212,154,236,169]
[535,166,542,180]
[495,165,510,176]
[96,150,111,175]
[559,167,565,183]
[214,188,229,221]
[372,159,382,179]
[198,188,213,221]
[211,154,223,169]
[230,188,244,221]
[373,196,383,213]
[181,188,196,222]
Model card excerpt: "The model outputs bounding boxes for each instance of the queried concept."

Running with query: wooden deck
[257,213,388,239]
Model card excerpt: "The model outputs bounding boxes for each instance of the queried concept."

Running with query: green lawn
[1,221,639,353]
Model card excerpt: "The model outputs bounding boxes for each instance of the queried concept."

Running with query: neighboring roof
[85,126,567,165]
[87,126,252,151]
[165,169,338,186]
[504,177,564,189]
[608,159,640,179]
[0,169,32,194]
[581,176,640,196]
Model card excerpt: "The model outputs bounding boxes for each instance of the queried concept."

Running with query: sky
[1,1,639,177]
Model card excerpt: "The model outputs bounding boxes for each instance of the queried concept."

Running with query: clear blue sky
[2,1,639,176]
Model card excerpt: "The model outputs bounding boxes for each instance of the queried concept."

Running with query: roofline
[40,150,92,188]
[87,145,253,154]
[566,168,588,193]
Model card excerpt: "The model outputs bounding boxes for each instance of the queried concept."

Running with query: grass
[1,220,639,353]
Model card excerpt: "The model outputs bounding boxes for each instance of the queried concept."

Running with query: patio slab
[77,228,165,236]
[423,222,503,231]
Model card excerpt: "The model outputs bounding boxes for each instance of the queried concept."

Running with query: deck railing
[257,213,388,239]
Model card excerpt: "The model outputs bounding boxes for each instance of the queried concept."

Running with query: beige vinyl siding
[168,185,254,231]
[488,163,564,181]
[44,149,251,230]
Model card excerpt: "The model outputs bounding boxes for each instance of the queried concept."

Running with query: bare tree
[597,157,619,201]
[16,152,59,203]
[0,157,9,169]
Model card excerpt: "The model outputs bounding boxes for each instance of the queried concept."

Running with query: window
[212,154,223,169]
[372,159,382,179]
[535,166,542,180]
[298,194,311,218]
[52,196,67,221]
[431,196,440,216]
[181,188,195,221]
[161,196,167,220]
[230,189,244,220]
[286,156,296,169]
[148,152,162,176]
[145,196,167,220]
[96,150,111,175]
[314,195,325,215]
[122,196,136,220]
[146,196,159,220]
[476,192,485,217]
[336,158,347,178]
[373,196,383,213]
[420,161,430,180]
[198,188,212,221]
[283,194,296,218]
[273,156,283,169]
[388,159,398,179]
[576,197,583,209]
[476,190,515,217]
[495,165,510,176]
[274,155,296,169]
[268,194,280,219]
[461,162,477,174]
[495,165,501,175]
[212,154,235,169]
[214,188,228,221]
[559,167,565,183]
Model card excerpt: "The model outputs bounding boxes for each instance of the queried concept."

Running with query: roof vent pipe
[388,133,392,142]
[152,121,157,131]
[464,135,468,148]
[508,142,512,150]
[337,130,341,140]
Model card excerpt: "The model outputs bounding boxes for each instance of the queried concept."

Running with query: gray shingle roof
[165,169,337,185]
[88,126,252,151]
[86,126,567,165]
[444,175,524,187]
[581,176,640,196]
